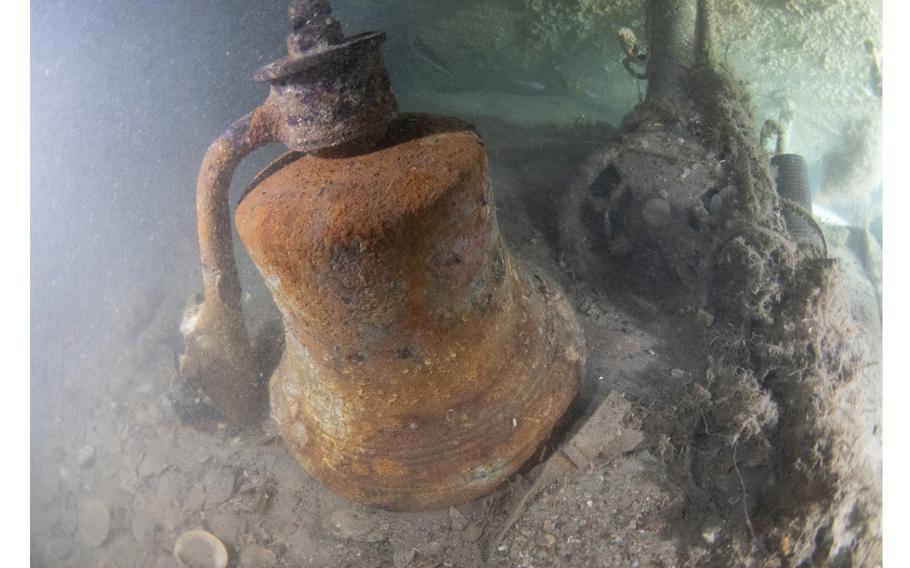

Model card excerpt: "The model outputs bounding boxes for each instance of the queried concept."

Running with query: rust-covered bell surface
[179,0,585,511]
[235,114,585,510]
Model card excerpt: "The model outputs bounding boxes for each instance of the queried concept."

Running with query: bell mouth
[253,31,385,82]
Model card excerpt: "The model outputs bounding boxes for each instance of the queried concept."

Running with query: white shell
[179,302,203,336]
[173,529,228,568]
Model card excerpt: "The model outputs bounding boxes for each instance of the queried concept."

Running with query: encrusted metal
[179,0,584,511]
[179,0,396,426]
[237,114,584,510]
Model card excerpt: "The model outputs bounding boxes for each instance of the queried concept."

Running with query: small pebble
[702,525,721,544]
[393,547,417,568]
[696,309,716,327]
[448,506,468,531]
[45,537,73,559]
[207,511,245,545]
[460,523,483,543]
[76,445,96,469]
[709,193,723,214]
[641,197,671,227]
[239,543,277,567]
[327,509,383,542]
[78,498,110,547]
[131,507,159,543]
[96,455,122,479]
[185,480,206,513]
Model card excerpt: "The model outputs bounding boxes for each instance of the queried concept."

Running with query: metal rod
[197,104,278,308]
[646,0,697,105]
[180,102,279,427]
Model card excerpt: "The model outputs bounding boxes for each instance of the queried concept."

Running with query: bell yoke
[179,0,585,510]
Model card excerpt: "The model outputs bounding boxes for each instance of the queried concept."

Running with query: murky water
[31,1,882,566]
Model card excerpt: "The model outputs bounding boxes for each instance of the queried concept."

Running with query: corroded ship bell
[179,0,584,510]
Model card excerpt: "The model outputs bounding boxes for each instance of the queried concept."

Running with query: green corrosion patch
[466,458,510,486]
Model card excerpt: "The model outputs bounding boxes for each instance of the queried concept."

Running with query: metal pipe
[646,0,697,105]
